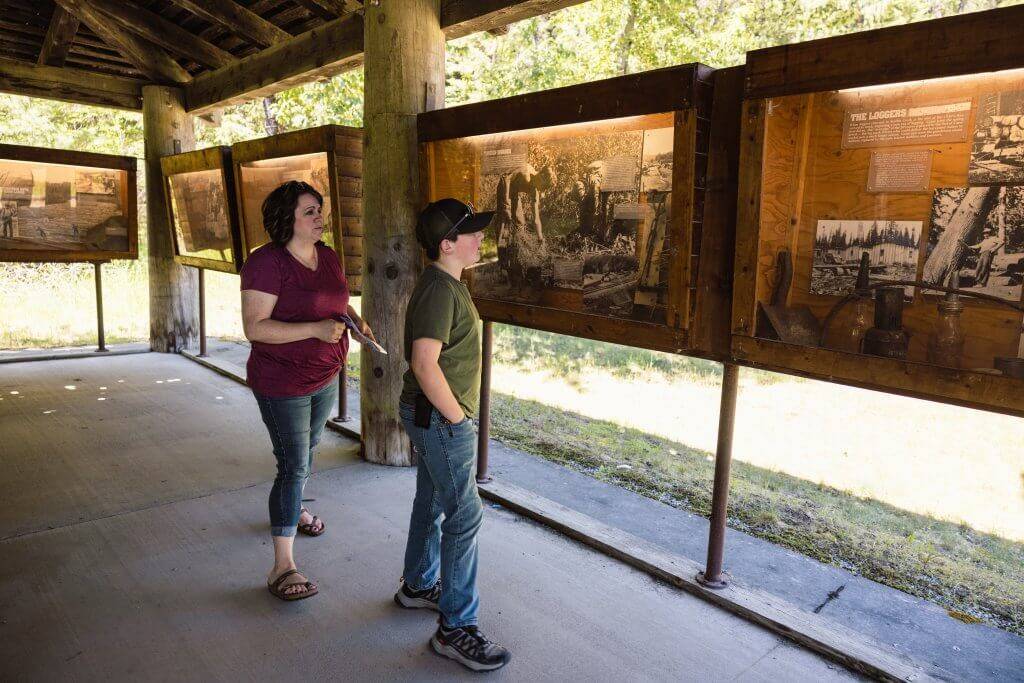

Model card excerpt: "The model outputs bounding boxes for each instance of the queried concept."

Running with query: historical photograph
[922,186,1024,301]
[969,90,1024,185]
[168,169,233,260]
[811,219,923,296]
[0,160,129,254]
[239,152,332,254]
[465,124,673,321]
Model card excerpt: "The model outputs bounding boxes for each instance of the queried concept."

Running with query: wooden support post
[360,0,445,466]
[197,267,207,357]
[477,320,494,484]
[94,261,107,352]
[698,362,740,589]
[143,85,198,353]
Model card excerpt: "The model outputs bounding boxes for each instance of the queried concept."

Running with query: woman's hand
[314,319,346,343]
[357,318,379,344]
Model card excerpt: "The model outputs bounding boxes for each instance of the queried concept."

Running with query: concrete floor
[0,354,860,681]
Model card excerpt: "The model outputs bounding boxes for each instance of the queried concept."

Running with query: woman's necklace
[288,244,318,271]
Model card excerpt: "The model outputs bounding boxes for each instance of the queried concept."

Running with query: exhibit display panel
[732,7,1024,416]
[420,64,742,357]
[160,147,242,273]
[232,125,364,291]
[0,143,137,263]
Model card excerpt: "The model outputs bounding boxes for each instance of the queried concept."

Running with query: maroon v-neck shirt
[240,242,350,398]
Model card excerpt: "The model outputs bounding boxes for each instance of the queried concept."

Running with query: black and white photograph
[0,160,128,255]
[168,169,233,259]
[969,90,1024,185]
[465,124,672,321]
[922,186,1024,301]
[811,219,923,296]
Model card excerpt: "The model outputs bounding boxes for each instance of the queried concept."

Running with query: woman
[240,180,374,601]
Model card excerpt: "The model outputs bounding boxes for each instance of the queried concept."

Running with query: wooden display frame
[160,146,243,274]
[231,125,364,292]
[0,143,137,263]
[732,6,1024,417]
[418,64,743,359]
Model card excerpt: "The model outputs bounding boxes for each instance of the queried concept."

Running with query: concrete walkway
[0,353,858,682]
[197,337,1024,681]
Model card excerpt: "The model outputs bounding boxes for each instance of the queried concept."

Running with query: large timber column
[361,0,445,465]
[142,85,198,352]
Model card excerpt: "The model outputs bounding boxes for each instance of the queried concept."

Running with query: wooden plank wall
[746,70,1024,371]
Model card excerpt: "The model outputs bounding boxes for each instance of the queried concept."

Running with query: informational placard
[598,155,639,191]
[842,101,971,149]
[866,150,933,193]
[480,147,528,175]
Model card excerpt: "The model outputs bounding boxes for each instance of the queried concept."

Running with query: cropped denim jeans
[399,401,483,629]
[254,378,338,537]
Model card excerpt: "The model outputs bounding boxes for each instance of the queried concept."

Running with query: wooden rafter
[163,0,292,48]
[186,13,363,114]
[53,0,192,84]
[85,0,236,70]
[293,0,339,21]
[38,6,80,67]
[186,0,588,113]
[0,55,143,110]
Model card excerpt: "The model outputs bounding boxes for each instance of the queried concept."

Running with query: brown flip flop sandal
[298,507,325,537]
[267,568,319,601]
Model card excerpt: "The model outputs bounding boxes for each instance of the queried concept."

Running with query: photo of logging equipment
[0,143,137,263]
[418,64,744,358]
[232,125,364,292]
[160,146,242,274]
[731,5,1024,416]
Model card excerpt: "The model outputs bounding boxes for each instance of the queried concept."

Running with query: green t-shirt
[401,264,481,417]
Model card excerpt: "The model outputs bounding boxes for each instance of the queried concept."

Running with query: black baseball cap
[416,198,494,250]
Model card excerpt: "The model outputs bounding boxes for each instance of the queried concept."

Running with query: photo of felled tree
[168,169,233,263]
[0,160,129,256]
[969,90,1024,185]
[923,186,1024,301]
[466,121,672,322]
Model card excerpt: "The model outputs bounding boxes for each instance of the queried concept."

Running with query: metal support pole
[197,267,207,357]
[476,320,494,484]
[333,360,349,423]
[697,362,740,589]
[94,261,107,352]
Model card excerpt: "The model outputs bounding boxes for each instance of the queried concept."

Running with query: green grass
[493,324,785,385]
[489,392,1024,636]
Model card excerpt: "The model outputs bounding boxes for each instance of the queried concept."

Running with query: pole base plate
[695,571,728,590]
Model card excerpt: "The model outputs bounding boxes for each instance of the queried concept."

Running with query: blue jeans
[399,402,482,629]
[254,378,338,537]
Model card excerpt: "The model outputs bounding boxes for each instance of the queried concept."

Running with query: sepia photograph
[465,123,673,321]
[168,169,233,261]
[238,152,332,254]
[922,186,1024,301]
[0,160,128,255]
[811,219,923,296]
[969,90,1024,185]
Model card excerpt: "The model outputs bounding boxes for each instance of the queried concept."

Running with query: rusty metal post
[476,320,494,484]
[333,360,349,422]
[94,261,107,352]
[698,362,740,589]
[197,267,207,357]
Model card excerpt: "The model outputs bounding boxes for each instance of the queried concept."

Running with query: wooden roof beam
[186,13,364,114]
[164,0,292,48]
[185,0,587,114]
[53,0,192,84]
[38,6,80,67]
[85,0,237,70]
[0,55,143,110]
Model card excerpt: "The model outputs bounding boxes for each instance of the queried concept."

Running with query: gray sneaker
[393,579,441,611]
[430,623,511,672]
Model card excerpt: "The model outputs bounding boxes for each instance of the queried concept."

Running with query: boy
[393,198,511,672]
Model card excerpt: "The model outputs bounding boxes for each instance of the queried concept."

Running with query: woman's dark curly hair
[261,180,324,246]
